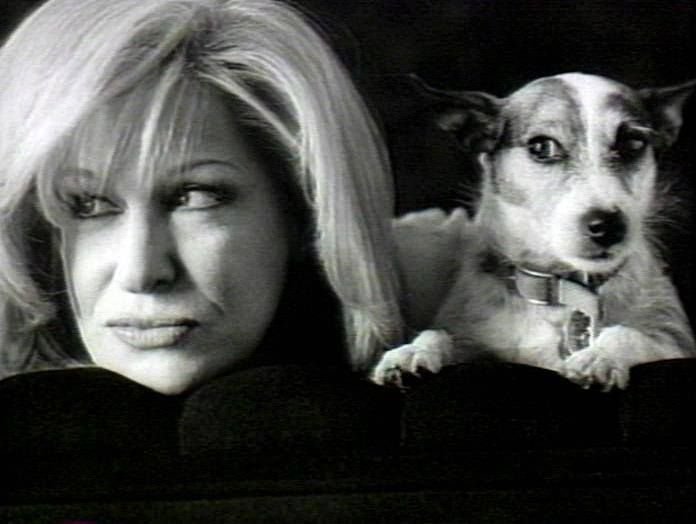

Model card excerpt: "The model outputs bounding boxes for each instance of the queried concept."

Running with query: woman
[0,0,402,394]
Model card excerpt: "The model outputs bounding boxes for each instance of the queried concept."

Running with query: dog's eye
[612,123,651,161]
[527,136,566,162]
[613,136,647,161]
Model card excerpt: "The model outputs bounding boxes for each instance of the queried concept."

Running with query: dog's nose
[582,209,627,248]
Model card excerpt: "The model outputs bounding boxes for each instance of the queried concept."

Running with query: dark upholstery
[0,368,180,458]
[620,359,696,445]
[2,360,696,522]
[402,362,620,450]
[179,365,401,457]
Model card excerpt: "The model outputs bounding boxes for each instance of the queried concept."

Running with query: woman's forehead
[65,82,258,176]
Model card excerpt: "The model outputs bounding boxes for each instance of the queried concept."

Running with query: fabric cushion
[0,368,183,503]
[620,358,696,444]
[402,361,621,450]
[179,365,402,457]
[0,368,181,458]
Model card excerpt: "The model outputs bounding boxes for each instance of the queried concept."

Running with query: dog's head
[418,73,695,274]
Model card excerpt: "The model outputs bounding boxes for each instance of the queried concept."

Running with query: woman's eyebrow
[56,168,103,191]
[166,159,245,177]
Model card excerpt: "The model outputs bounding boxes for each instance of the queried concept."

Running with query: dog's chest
[443,256,596,370]
[476,292,571,368]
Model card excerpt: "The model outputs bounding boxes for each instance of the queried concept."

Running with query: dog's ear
[639,79,696,149]
[408,75,503,152]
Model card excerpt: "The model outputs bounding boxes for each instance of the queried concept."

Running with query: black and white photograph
[1,0,695,522]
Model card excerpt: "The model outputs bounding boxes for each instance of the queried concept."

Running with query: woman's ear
[407,74,504,153]
[639,79,696,149]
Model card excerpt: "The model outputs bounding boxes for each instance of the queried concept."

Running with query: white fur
[373,73,695,390]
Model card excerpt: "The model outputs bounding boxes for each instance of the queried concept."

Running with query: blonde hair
[0,0,402,376]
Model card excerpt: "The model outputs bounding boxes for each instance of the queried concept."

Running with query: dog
[373,73,696,391]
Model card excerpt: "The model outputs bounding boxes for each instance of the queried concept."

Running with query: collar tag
[558,278,600,356]
[511,267,601,357]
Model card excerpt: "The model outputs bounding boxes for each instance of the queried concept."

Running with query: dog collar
[480,252,614,355]
[511,266,600,305]
[509,266,601,357]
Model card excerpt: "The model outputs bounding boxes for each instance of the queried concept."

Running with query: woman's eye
[527,136,566,162]
[174,186,233,210]
[69,194,120,219]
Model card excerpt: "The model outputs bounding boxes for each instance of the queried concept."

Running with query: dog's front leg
[371,329,454,387]
[560,325,683,391]
[562,268,694,391]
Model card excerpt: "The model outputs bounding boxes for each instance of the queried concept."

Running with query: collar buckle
[511,266,560,305]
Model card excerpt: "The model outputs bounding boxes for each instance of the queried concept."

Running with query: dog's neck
[480,250,620,355]
[480,250,613,298]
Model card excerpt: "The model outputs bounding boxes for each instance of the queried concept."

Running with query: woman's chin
[97,354,217,395]
[126,368,204,395]
[139,374,201,395]
[86,333,255,394]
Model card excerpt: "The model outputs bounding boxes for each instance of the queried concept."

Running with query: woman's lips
[107,319,198,349]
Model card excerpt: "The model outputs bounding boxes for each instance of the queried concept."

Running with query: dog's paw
[371,343,444,388]
[560,348,629,392]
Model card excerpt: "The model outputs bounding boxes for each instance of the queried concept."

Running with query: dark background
[2,0,695,310]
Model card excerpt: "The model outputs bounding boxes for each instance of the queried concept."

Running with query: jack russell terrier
[373,73,696,391]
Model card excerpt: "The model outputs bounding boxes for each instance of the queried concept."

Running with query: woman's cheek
[61,222,119,318]
[190,218,286,299]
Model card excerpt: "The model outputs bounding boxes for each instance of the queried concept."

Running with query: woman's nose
[113,211,177,293]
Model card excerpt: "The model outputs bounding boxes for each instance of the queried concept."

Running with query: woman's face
[57,90,290,394]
